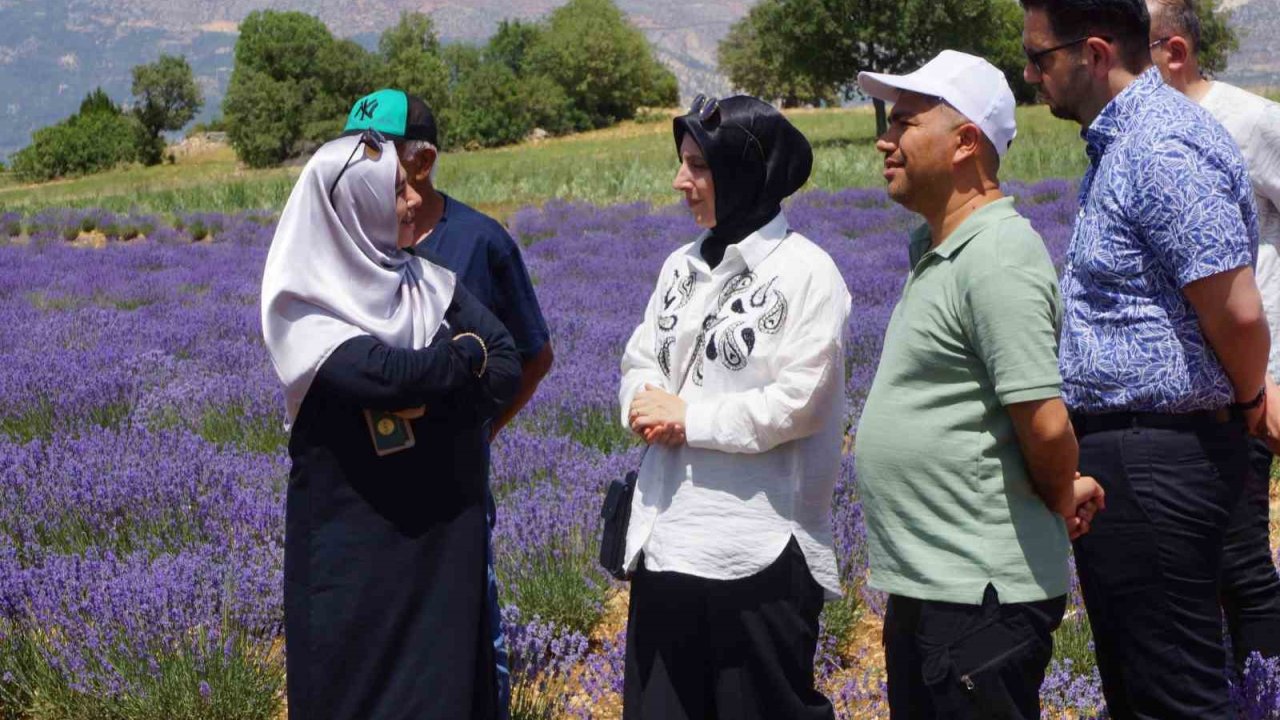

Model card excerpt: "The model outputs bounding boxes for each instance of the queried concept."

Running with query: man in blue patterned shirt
[1021,1,1270,717]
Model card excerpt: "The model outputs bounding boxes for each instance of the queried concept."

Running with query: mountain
[1218,0,1280,89]
[0,0,1276,163]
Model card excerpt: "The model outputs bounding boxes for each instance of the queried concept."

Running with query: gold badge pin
[376,418,396,436]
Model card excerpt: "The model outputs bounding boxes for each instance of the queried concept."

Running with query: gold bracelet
[452,332,488,377]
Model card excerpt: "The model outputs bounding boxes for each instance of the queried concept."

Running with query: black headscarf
[673,95,813,269]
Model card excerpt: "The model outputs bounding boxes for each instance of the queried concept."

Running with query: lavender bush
[0,181,1275,719]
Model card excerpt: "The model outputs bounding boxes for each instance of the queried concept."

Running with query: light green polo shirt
[854,197,1069,605]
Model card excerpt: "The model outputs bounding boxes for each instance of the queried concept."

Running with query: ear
[1083,36,1117,79]
[1166,36,1193,73]
[953,123,983,167]
[411,147,438,185]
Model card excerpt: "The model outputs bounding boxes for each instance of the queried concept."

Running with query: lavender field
[1,183,1279,719]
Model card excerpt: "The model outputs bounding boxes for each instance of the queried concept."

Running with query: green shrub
[10,108,139,182]
[525,0,678,128]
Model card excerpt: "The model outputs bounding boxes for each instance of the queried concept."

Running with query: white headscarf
[261,135,456,423]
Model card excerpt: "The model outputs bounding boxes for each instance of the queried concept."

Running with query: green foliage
[378,12,451,130]
[0,621,284,720]
[488,19,542,74]
[223,10,381,167]
[12,4,681,176]
[724,0,1038,118]
[526,0,679,129]
[233,10,333,81]
[1194,0,1240,76]
[719,4,839,107]
[224,67,305,169]
[132,55,204,166]
[188,117,227,135]
[79,87,120,116]
[379,10,441,58]
[500,553,606,637]
[10,98,140,182]
[557,407,637,456]
[1051,608,1096,673]
[197,405,289,454]
[444,59,580,149]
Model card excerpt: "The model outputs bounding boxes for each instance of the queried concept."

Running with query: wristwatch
[1232,385,1266,412]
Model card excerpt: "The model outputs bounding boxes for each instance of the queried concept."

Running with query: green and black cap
[343,89,439,146]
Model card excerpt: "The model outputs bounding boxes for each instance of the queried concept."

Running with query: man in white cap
[853,50,1105,719]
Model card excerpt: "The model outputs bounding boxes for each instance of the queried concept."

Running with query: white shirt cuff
[683,399,718,449]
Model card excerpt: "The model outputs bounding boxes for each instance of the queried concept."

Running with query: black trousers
[1221,438,1280,668]
[1074,419,1247,719]
[883,584,1065,720]
[623,538,834,720]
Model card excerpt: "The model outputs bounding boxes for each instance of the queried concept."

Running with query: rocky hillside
[0,0,1275,162]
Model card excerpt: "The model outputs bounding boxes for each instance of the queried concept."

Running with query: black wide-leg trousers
[623,538,834,720]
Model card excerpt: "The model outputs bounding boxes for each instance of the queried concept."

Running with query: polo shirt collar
[910,196,1019,266]
[685,211,789,276]
[1083,66,1163,163]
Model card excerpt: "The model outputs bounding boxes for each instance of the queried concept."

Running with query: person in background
[1146,0,1280,672]
[854,50,1105,720]
[344,89,554,717]
[261,131,521,718]
[1021,0,1271,715]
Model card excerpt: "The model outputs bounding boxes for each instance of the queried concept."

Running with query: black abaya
[283,285,520,720]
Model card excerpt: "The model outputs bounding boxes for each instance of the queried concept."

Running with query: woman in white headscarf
[261,132,520,720]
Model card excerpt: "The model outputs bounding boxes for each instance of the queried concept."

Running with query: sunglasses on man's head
[328,129,389,206]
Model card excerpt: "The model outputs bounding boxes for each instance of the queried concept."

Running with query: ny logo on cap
[357,98,379,121]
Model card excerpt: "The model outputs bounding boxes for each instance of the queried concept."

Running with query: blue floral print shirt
[1059,68,1260,413]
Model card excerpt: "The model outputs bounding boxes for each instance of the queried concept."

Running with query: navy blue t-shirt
[418,194,550,362]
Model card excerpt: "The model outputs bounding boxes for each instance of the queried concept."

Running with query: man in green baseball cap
[344,88,554,720]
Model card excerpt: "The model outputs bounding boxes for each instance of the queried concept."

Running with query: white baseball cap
[857,50,1018,158]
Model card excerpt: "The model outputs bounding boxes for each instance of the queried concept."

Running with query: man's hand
[629,384,687,445]
[1256,376,1280,455]
[1065,473,1106,541]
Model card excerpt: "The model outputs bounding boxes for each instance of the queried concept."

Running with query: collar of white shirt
[683,211,790,276]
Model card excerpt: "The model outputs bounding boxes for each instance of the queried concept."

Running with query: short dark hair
[1149,0,1203,52]
[1021,0,1152,73]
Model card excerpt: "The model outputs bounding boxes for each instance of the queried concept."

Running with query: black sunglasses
[1024,35,1113,72]
[328,129,388,206]
[687,93,768,165]
[690,94,720,124]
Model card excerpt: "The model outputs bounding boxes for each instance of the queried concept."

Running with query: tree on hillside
[80,88,120,116]
[718,3,838,107]
[224,10,381,167]
[10,89,138,181]
[487,19,542,75]
[131,55,203,166]
[223,68,305,168]
[378,12,451,134]
[722,0,1035,133]
[443,50,579,148]
[525,0,678,129]
[1192,0,1240,76]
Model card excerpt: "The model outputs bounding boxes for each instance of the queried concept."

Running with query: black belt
[1070,407,1240,437]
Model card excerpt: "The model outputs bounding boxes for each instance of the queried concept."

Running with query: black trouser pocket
[917,595,1057,720]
